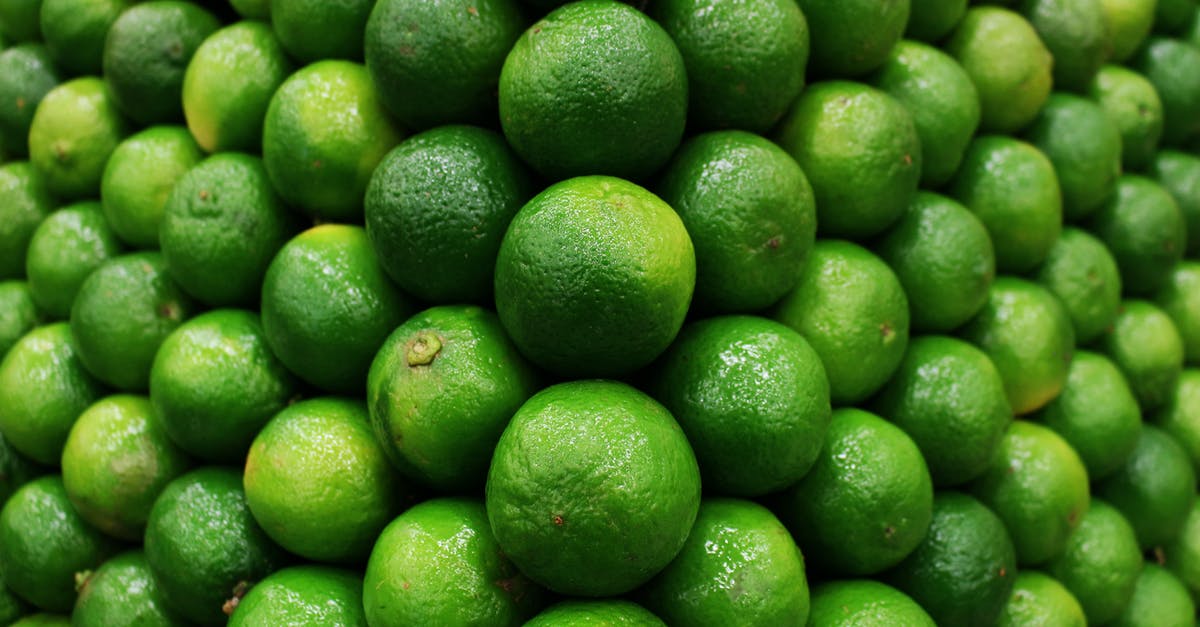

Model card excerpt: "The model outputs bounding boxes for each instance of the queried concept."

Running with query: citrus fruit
[959,278,1076,415]
[1020,0,1111,91]
[100,125,202,249]
[656,130,816,313]
[1089,64,1165,171]
[1100,0,1157,60]
[950,136,1062,272]
[485,380,701,596]
[774,81,921,239]
[101,1,219,126]
[652,0,809,132]
[143,467,288,627]
[493,176,695,378]
[1132,37,1200,145]
[0,281,38,358]
[24,200,122,320]
[160,152,296,307]
[869,39,981,188]
[0,161,52,279]
[875,191,995,333]
[1034,351,1142,479]
[39,0,130,76]
[261,60,403,222]
[807,580,936,627]
[970,420,1091,565]
[1112,564,1196,627]
[1164,499,1200,598]
[363,497,545,626]
[1098,424,1197,549]
[150,309,297,465]
[1034,227,1122,345]
[883,491,1018,627]
[365,0,526,130]
[1046,500,1145,624]
[0,0,42,42]
[906,0,968,42]
[1155,370,1200,473]
[872,336,1012,487]
[10,615,70,627]
[60,395,190,541]
[944,7,1053,133]
[270,0,371,63]
[0,476,119,612]
[648,315,831,497]
[0,323,104,465]
[0,428,47,529]
[638,499,809,626]
[1156,0,1199,34]
[0,586,28,625]
[364,125,535,304]
[26,76,128,201]
[0,44,60,157]
[244,397,406,564]
[182,21,292,153]
[1025,93,1123,221]
[1090,175,1187,296]
[1103,300,1185,410]
[227,566,366,627]
[260,225,412,395]
[996,571,1087,627]
[73,551,182,627]
[524,600,665,627]
[499,0,686,181]
[772,240,910,406]
[1150,150,1200,257]
[69,252,195,391]
[228,0,266,19]
[366,305,541,493]
[1158,262,1200,363]
[795,0,910,77]
[774,408,933,576]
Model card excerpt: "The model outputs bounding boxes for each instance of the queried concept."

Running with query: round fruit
[1158,262,1200,364]
[1164,500,1200,598]
[1089,175,1186,296]
[906,0,968,42]
[1025,93,1123,221]
[1155,370,1200,473]
[795,0,910,77]
[24,200,122,320]
[1112,564,1196,627]
[100,125,203,249]
[1103,300,1185,410]
[1021,0,1111,91]
[39,0,130,76]
[525,601,664,627]
[1100,0,1156,61]
[1151,150,1200,258]
[73,551,181,627]
[227,566,366,627]
[1048,499,1145,624]
[0,44,60,158]
[1132,38,1200,145]
[1089,64,1164,171]
[26,77,128,201]
[0,161,53,280]
[270,0,371,63]
[1098,424,1197,549]
[996,571,1087,627]
[1034,228,1122,345]
[807,580,935,626]
[0,282,38,358]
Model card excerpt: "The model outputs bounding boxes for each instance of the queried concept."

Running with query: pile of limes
[0,0,1199,624]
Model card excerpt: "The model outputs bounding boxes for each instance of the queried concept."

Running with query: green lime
[271,0,371,63]
[652,0,809,132]
[870,40,980,188]
[39,0,130,76]
[656,130,816,313]
[1034,227,1122,345]
[365,0,526,130]
[1155,370,1200,473]
[26,76,128,201]
[493,176,695,378]
[261,59,403,222]
[0,44,60,157]
[0,323,104,465]
[772,240,910,406]
[1089,64,1165,171]
[73,551,183,627]
[1156,0,1199,33]
[1158,262,1200,364]
[10,615,70,627]
[244,397,405,564]
[364,125,535,304]
[1098,424,1197,549]
[143,468,288,627]
[524,601,665,627]
[69,252,195,391]
[970,420,1091,566]
[1025,93,1123,221]
[227,566,365,627]
[884,491,1018,627]
[1021,0,1112,91]
[160,152,296,307]
[150,309,297,464]
[25,200,122,320]
[1046,500,1145,624]
[950,136,1063,273]
[906,0,968,42]
[1112,564,1196,627]
[100,125,202,249]
[101,1,219,126]
[0,161,52,279]
[1103,300,1185,410]
[0,582,28,625]
[1090,175,1187,296]
[1151,150,1200,257]
[1100,0,1157,60]
[872,336,1012,487]
[0,0,42,43]
[944,7,1053,133]
[0,476,119,612]
[182,21,292,153]
[774,408,933,576]
[648,315,831,497]
[485,380,701,596]
[1034,351,1142,480]
[0,281,38,358]
[261,225,412,395]
[228,0,266,19]
[996,571,1087,627]
[364,497,545,625]
[875,191,995,333]
[774,81,921,239]
[366,305,541,493]
[796,0,910,77]
[807,580,936,627]
[1164,499,1200,599]
[0,429,43,506]
[1132,37,1200,145]
[639,499,810,626]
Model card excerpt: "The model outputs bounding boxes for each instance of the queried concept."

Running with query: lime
[1034,227,1122,345]
[485,380,701,596]
[1046,500,1145,624]
[1156,0,1199,34]
[1132,37,1200,145]
[73,551,182,627]
[10,615,70,627]
[907,0,968,42]
[1098,424,1197,549]
[648,315,831,497]
[1164,499,1200,599]
[807,580,936,627]
[0,161,52,279]
[1101,0,1157,60]
[0,281,38,358]
[26,76,128,201]
[0,44,60,157]
[656,130,816,313]
[1158,262,1200,364]
[1155,370,1200,473]
[1103,300,1185,410]
[525,601,664,627]
[796,0,910,77]
[227,566,366,627]
[1112,564,1196,627]
[1089,64,1165,171]
[996,571,1087,627]
[228,0,266,19]
[1020,0,1112,91]
[1090,175,1187,296]
[271,0,371,63]
[0,0,42,42]
[24,200,122,320]
[1151,150,1200,257]
[1025,93,1123,221]
[100,125,202,249]
[39,0,129,76]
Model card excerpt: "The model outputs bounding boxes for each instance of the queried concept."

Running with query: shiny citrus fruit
[1046,500,1145,624]
[100,125,202,249]
[996,571,1087,627]
[1132,37,1200,145]
[1158,262,1200,364]
[0,281,38,358]
[1163,499,1200,599]
[1155,370,1200,473]
[1112,563,1196,627]
[39,0,130,76]
[227,566,366,627]
[26,77,128,201]
[1089,175,1186,296]
[1021,0,1111,91]
[24,200,121,320]
[1098,424,1197,549]
[1025,93,1123,221]
[524,600,665,627]
[1089,64,1165,171]
[1034,227,1122,345]
[0,44,59,157]
[0,161,53,279]
[796,0,910,77]
[807,580,936,627]
[1151,150,1200,257]
[1100,0,1157,60]
[73,551,182,627]
[270,0,372,63]
[1103,300,1185,410]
